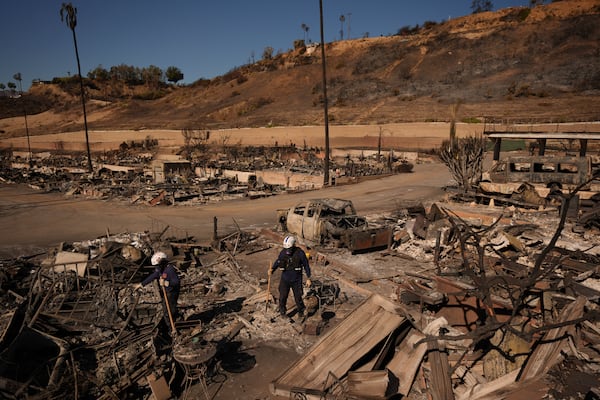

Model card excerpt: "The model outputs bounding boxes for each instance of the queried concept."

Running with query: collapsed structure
[0,138,414,206]
[1,187,599,399]
[0,130,599,399]
[271,198,600,399]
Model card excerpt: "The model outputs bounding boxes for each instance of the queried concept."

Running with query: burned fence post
[213,216,218,242]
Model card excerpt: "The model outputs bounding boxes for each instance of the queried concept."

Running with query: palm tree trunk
[72,29,92,173]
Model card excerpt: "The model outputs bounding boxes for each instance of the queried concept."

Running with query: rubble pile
[0,144,414,205]
[273,200,600,399]
[0,225,338,399]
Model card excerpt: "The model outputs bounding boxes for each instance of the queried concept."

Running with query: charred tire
[278,216,287,231]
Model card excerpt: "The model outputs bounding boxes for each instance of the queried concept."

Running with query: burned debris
[271,198,600,399]
[0,136,415,206]
[0,222,323,399]
[443,130,600,230]
[1,130,599,399]
[1,191,599,398]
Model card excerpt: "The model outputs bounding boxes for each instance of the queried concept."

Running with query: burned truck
[277,198,391,253]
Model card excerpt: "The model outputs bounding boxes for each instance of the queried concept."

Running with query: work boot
[279,309,286,317]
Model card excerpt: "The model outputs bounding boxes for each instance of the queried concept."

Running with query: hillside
[1,0,599,138]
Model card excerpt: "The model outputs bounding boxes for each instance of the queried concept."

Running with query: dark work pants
[278,274,304,315]
[160,286,180,326]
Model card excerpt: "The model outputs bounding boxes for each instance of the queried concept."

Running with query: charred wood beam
[427,340,455,400]
[518,296,587,381]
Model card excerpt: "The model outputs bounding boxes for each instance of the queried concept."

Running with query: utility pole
[13,73,32,167]
[346,13,352,39]
[319,0,330,185]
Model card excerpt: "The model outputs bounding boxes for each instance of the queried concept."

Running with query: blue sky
[2,0,529,90]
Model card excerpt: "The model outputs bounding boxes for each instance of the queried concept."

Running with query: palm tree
[13,73,32,165]
[301,23,310,43]
[60,2,92,173]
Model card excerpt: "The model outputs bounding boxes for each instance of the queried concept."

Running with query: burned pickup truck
[277,198,392,253]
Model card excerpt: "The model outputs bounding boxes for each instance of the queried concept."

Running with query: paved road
[0,162,451,258]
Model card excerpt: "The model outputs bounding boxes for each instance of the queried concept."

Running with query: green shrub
[485,139,525,151]
[461,117,482,123]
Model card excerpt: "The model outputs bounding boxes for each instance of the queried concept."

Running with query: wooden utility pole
[319,0,330,185]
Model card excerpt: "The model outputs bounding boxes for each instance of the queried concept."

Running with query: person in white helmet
[269,235,312,318]
[136,251,181,325]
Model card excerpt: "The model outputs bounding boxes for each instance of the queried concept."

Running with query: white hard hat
[151,251,168,266]
[283,235,296,249]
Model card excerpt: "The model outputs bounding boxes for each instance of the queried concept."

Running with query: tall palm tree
[301,23,310,43]
[60,2,92,172]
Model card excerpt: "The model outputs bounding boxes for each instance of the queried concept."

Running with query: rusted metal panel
[347,227,392,254]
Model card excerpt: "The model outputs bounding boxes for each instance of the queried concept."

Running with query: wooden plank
[428,341,455,400]
[456,369,519,400]
[270,294,407,397]
[346,369,398,399]
[518,296,586,381]
[147,373,171,400]
[386,328,427,396]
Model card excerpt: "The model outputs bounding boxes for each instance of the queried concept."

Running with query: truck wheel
[278,216,287,231]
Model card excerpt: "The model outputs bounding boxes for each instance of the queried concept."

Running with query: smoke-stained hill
[2,0,599,137]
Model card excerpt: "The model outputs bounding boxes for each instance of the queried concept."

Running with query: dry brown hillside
[1,0,599,138]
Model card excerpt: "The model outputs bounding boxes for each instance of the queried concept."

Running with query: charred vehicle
[277,198,391,253]
[480,155,599,197]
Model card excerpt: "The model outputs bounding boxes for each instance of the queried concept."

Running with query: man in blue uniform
[270,235,312,318]
[136,251,181,325]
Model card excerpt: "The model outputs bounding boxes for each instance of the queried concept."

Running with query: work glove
[159,278,165,287]
[268,268,272,276]
[133,283,142,291]
[305,279,312,287]
[163,280,170,287]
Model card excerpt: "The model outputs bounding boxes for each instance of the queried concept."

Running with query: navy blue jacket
[142,263,180,292]
[272,246,311,281]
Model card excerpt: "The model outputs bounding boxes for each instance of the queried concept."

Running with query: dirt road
[0,162,451,258]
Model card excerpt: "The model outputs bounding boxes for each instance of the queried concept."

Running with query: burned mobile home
[477,130,600,205]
